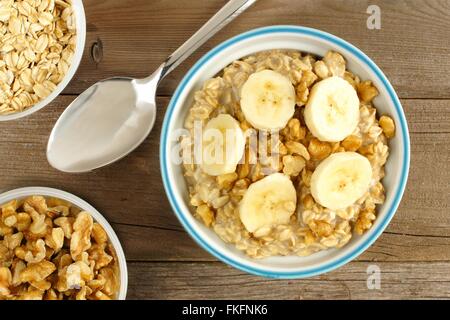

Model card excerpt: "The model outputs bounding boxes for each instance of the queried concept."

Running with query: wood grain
[63,0,450,98]
[127,261,450,299]
[0,96,448,263]
[1,0,450,299]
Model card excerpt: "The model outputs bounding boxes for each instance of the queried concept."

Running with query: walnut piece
[196,204,214,227]
[20,260,56,283]
[54,217,74,239]
[70,212,93,260]
[308,138,332,160]
[91,223,108,246]
[282,155,305,176]
[45,228,65,253]
[24,239,46,263]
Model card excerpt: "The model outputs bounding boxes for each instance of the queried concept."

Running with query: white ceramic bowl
[0,187,128,299]
[160,25,410,278]
[0,0,86,121]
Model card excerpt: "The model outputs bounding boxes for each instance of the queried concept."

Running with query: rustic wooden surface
[1,0,449,299]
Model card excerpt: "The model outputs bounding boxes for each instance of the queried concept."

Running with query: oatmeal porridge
[0,0,77,115]
[181,50,395,259]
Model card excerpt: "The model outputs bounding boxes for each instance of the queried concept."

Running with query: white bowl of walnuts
[0,0,86,120]
[0,187,127,300]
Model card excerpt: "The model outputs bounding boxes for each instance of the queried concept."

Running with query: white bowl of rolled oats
[0,0,86,120]
[0,187,127,300]
[161,26,410,278]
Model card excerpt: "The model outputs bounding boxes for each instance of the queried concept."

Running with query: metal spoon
[47,0,257,173]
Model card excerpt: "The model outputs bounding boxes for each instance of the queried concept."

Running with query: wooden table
[1,0,449,299]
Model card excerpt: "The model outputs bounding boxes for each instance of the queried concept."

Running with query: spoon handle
[160,0,257,78]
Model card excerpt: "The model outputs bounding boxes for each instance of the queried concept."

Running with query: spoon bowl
[47,72,160,172]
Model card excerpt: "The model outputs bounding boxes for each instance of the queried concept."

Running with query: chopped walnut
[0,220,13,237]
[24,239,46,263]
[2,200,19,227]
[182,49,394,260]
[45,228,65,253]
[20,260,56,283]
[281,118,306,141]
[0,267,12,297]
[342,135,363,152]
[16,213,31,232]
[92,290,112,300]
[0,196,120,300]
[304,230,316,245]
[357,80,379,103]
[70,212,93,261]
[237,147,251,179]
[379,115,395,138]
[30,279,51,291]
[196,204,214,227]
[54,217,74,239]
[296,70,318,106]
[76,286,93,300]
[3,233,23,253]
[358,143,375,156]
[44,289,59,300]
[343,71,358,88]
[11,259,26,286]
[309,220,334,237]
[285,141,310,160]
[323,51,346,77]
[301,194,315,210]
[355,209,377,235]
[87,274,106,291]
[301,169,313,188]
[308,138,332,160]
[282,155,305,176]
[313,60,330,79]
[91,223,108,246]
[88,245,113,270]
[216,172,238,190]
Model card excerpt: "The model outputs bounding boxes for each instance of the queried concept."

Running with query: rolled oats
[0,0,76,115]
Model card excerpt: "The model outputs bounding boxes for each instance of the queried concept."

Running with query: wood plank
[63,0,450,98]
[0,96,448,262]
[126,261,450,299]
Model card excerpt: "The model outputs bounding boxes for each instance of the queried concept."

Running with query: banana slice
[304,76,360,142]
[310,152,373,210]
[239,173,297,233]
[201,114,245,176]
[240,70,296,130]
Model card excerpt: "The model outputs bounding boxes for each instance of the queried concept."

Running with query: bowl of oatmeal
[0,187,127,300]
[0,0,86,120]
[160,26,410,278]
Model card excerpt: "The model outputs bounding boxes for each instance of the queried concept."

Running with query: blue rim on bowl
[160,25,410,279]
